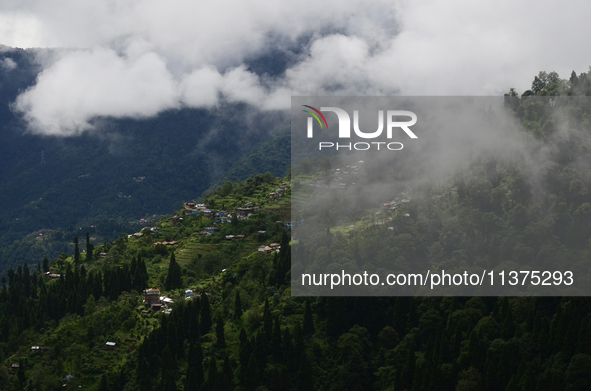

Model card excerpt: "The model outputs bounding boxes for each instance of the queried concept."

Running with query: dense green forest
[3,69,591,390]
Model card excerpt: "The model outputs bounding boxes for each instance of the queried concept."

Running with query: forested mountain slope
[2,65,591,390]
[2,171,591,390]
[0,47,290,273]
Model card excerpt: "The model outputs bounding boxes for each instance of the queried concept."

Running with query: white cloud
[220,66,266,105]
[3,0,591,135]
[14,47,179,135]
[0,12,45,49]
[179,66,223,108]
[1,57,16,70]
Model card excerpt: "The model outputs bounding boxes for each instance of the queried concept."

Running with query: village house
[258,245,272,254]
[151,303,163,312]
[143,288,161,306]
[236,207,254,219]
[30,346,49,352]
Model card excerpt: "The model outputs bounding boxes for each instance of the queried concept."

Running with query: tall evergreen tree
[200,294,212,335]
[98,374,109,391]
[221,357,234,390]
[243,354,260,390]
[86,231,94,261]
[186,341,205,387]
[272,316,283,359]
[165,252,182,291]
[297,353,314,391]
[207,358,218,391]
[263,299,273,337]
[303,299,315,336]
[215,316,226,348]
[73,236,80,265]
[234,290,242,320]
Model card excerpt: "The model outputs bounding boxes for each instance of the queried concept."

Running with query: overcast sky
[1,0,590,136]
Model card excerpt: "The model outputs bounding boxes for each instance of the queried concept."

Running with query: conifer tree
[207,357,218,391]
[98,374,109,391]
[272,316,283,359]
[303,300,315,336]
[185,368,198,391]
[502,306,516,340]
[297,353,314,391]
[137,358,152,391]
[215,316,226,348]
[17,359,25,385]
[23,263,30,297]
[243,354,260,389]
[200,294,212,335]
[186,341,205,387]
[86,231,94,261]
[221,357,234,390]
[234,290,242,320]
[161,370,177,391]
[293,322,305,358]
[165,252,182,291]
[283,326,295,371]
[263,299,273,337]
[274,229,291,286]
[73,236,80,265]
[238,329,252,374]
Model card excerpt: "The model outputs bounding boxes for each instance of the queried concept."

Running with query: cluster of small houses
[183,204,234,223]
[310,162,364,189]
[184,202,264,223]
[142,288,206,313]
[382,193,411,211]
[142,288,174,314]
[346,193,414,231]
[381,193,412,219]
[258,242,281,254]
[126,226,162,239]
[268,183,289,200]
